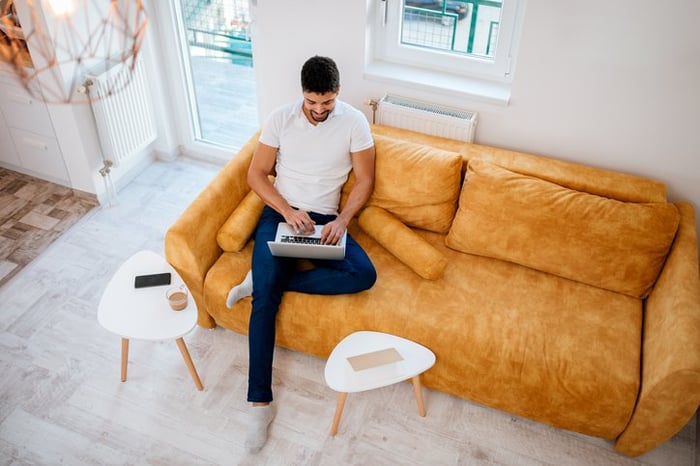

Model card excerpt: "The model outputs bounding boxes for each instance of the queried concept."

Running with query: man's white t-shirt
[258,98,374,215]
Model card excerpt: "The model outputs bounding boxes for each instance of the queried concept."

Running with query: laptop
[267,222,346,260]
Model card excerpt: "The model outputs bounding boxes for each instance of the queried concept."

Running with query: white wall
[5,1,160,203]
[250,0,700,233]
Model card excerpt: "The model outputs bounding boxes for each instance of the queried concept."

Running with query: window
[173,0,258,151]
[367,0,526,104]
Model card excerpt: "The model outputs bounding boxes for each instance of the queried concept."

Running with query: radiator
[85,62,157,167]
[376,94,478,143]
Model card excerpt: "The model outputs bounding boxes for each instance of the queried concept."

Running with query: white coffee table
[324,331,436,435]
[97,250,203,390]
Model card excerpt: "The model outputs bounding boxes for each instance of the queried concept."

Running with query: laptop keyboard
[280,235,323,245]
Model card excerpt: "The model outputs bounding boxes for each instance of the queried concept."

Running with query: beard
[310,109,330,122]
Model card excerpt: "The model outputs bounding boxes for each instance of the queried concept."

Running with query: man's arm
[247,142,316,234]
[321,145,376,244]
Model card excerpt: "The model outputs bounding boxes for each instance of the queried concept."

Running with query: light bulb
[46,0,76,16]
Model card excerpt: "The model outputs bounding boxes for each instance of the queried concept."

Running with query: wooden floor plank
[0,167,98,287]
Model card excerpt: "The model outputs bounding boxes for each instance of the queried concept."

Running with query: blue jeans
[247,206,377,402]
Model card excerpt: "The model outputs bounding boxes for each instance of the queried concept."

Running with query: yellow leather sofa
[165,125,700,456]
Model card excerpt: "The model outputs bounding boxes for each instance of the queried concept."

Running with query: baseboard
[154,146,181,163]
[95,150,156,206]
[71,188,98,203]
[0,160,72,189]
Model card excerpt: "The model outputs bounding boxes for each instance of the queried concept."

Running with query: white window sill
[364,60,511,107]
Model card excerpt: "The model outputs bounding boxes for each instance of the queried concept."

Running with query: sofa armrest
[615,202,700,456]
[165,132,259,328]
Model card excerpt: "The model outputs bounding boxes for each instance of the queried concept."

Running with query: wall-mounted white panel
[9,127,69,183]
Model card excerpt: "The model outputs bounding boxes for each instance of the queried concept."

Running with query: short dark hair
[301,56,340,94]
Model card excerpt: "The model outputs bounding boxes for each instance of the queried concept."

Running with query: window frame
[366,0,527,105]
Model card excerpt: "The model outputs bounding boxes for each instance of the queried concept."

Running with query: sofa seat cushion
[409,243,642,440]
[342,134,463,233]
[204,221,641,439]
[446,160,681,298]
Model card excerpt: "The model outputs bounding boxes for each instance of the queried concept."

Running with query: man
[226,56,377,453]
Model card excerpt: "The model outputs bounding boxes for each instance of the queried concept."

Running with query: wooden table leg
[330,392,348,436]
[176,337,204,391]
[121,338,129,382]
[412,375,426,417]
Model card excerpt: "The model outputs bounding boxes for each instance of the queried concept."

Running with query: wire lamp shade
[0,0,148,104]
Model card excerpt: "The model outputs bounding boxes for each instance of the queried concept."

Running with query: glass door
[175,0,258,150]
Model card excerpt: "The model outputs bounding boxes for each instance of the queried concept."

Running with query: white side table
[324,331,436,435]
[97,250,203,390]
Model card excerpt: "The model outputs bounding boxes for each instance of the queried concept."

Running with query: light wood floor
[0,157,697,465]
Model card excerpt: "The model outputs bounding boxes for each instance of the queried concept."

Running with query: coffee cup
[166,284,188,311]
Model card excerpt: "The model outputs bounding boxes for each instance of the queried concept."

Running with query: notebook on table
[267,222,346,260]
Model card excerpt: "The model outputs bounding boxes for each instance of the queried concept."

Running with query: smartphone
[134,272,172,288]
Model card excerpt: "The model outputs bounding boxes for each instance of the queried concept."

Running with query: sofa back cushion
[445,160,680,298]
[345,134,463,233]
[371,124,669,203]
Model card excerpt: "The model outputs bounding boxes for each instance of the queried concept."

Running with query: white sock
[245,404,275,453]
[226,270,252,308]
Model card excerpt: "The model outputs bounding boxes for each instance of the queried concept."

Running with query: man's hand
[283,209,316,235]
[321,219,347,245]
